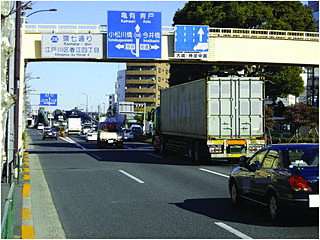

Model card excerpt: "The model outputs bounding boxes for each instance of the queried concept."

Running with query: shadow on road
[171,198,319,227]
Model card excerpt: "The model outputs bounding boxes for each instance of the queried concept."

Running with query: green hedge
[270,137,319,144]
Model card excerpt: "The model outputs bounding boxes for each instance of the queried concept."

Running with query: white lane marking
[214,222,252,239]
[119,170,145,184]
[199,168,229,178]
[91,154,102,160]
[60,137,86,149]
[147,153,163,159]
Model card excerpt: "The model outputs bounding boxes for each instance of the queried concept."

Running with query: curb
[21,151,35,239]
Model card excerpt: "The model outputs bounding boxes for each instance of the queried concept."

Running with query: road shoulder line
[28,139,66,239]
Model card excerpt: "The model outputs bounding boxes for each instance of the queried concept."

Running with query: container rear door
[207,77,264,138]
[207,78,235,137]
[238,79,264,137]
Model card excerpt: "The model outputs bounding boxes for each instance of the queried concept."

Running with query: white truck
[67,117,82,135]
[151,76,266,164]
[97,117,124,149]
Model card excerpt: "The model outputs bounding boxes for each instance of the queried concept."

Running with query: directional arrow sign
[175,25,209,52]
[40,93,58,106]
[107,11,162,59]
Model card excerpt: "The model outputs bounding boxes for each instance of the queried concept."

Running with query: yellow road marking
[21,225,35,239]
[23,184,31,197]
[22,208,32,220]
[23,175,30,180]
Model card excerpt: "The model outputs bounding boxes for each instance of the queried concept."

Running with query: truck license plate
[108,140,114,143]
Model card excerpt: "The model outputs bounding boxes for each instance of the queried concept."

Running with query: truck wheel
[188,142,194,160]
[194,141,201,164]
[159,136,166,154]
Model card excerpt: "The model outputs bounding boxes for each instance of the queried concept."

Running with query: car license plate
[48,133,52,135]
[108,140,114,143]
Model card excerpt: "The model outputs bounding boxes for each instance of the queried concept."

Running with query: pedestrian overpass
[22,23,319,66]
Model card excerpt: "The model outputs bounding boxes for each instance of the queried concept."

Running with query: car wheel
[268,193,282,223]
[230,181,241,207]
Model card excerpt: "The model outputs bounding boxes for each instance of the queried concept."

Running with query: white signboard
[174,52,209,60]
[41,34,103,58]
[118,101,134,114]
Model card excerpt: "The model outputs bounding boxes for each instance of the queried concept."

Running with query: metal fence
[1,183,15,239]
[23,24,319,41]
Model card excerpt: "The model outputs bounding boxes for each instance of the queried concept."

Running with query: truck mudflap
[208,139,265,158]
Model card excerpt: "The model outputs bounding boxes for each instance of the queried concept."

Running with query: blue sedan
[229,143,319,223]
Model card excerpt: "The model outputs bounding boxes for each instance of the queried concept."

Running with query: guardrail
[1,183,15,239]
[24,24,319,41]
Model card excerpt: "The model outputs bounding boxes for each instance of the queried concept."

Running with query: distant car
[37,123,44,130]
[130,125,143,135]
[229,143,319,223]
[82,125,92,135]
[86,128,97,142]
[43,128,58,140]
[43,127,51,133]
[121,129,134,141]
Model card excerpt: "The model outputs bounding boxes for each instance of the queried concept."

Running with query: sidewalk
[2,130,66,239]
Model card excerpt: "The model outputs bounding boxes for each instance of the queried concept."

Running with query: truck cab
[97,120,123,149]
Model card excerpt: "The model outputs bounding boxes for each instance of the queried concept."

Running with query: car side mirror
[239,156,248,168]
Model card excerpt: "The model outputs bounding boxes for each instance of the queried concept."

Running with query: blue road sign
[40,93,58,106]
[107,11,161,59]
[175,25,209,52]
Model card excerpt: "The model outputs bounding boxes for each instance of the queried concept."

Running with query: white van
[37,123,44,130]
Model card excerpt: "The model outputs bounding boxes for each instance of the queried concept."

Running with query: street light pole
[80,93,89,114]
[26,9,57,18]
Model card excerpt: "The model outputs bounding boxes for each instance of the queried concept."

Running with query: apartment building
[124,62,170,111]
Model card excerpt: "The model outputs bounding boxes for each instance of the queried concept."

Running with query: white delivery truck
[151,76,266,164]
[97,117,124,149]
[67,117,82,135]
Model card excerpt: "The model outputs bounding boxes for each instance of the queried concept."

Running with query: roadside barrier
[1,182,15,239]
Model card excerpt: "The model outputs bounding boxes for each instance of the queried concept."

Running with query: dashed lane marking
[199,168,229,178]
[119,170,145,184]
[214,222,252,239]
[147,153,163,159]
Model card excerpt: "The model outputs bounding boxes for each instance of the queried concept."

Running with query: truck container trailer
[67,117,82,135]
[152,76,266,164]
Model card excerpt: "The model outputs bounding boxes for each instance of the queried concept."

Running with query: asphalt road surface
[27,128,319,239]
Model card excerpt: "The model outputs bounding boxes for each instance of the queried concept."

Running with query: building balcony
[126,79,155,85]
[125,97,156,103]
[126,70,156,75]
[125,88,157,94]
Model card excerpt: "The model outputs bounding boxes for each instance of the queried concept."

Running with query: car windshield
[285,146,319,167]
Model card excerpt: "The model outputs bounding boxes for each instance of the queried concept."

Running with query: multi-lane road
[27,128,319,239]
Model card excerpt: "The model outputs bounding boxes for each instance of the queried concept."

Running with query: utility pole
[13,1,21,182]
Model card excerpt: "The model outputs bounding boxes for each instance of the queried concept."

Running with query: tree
[283,103,319,136]
[170,1,317,98]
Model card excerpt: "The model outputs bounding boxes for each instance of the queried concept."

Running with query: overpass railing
[24,24,319,41]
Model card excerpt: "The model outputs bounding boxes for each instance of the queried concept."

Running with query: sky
[25,1,187,112]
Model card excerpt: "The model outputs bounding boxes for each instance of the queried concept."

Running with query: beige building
[125,62,170,111]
